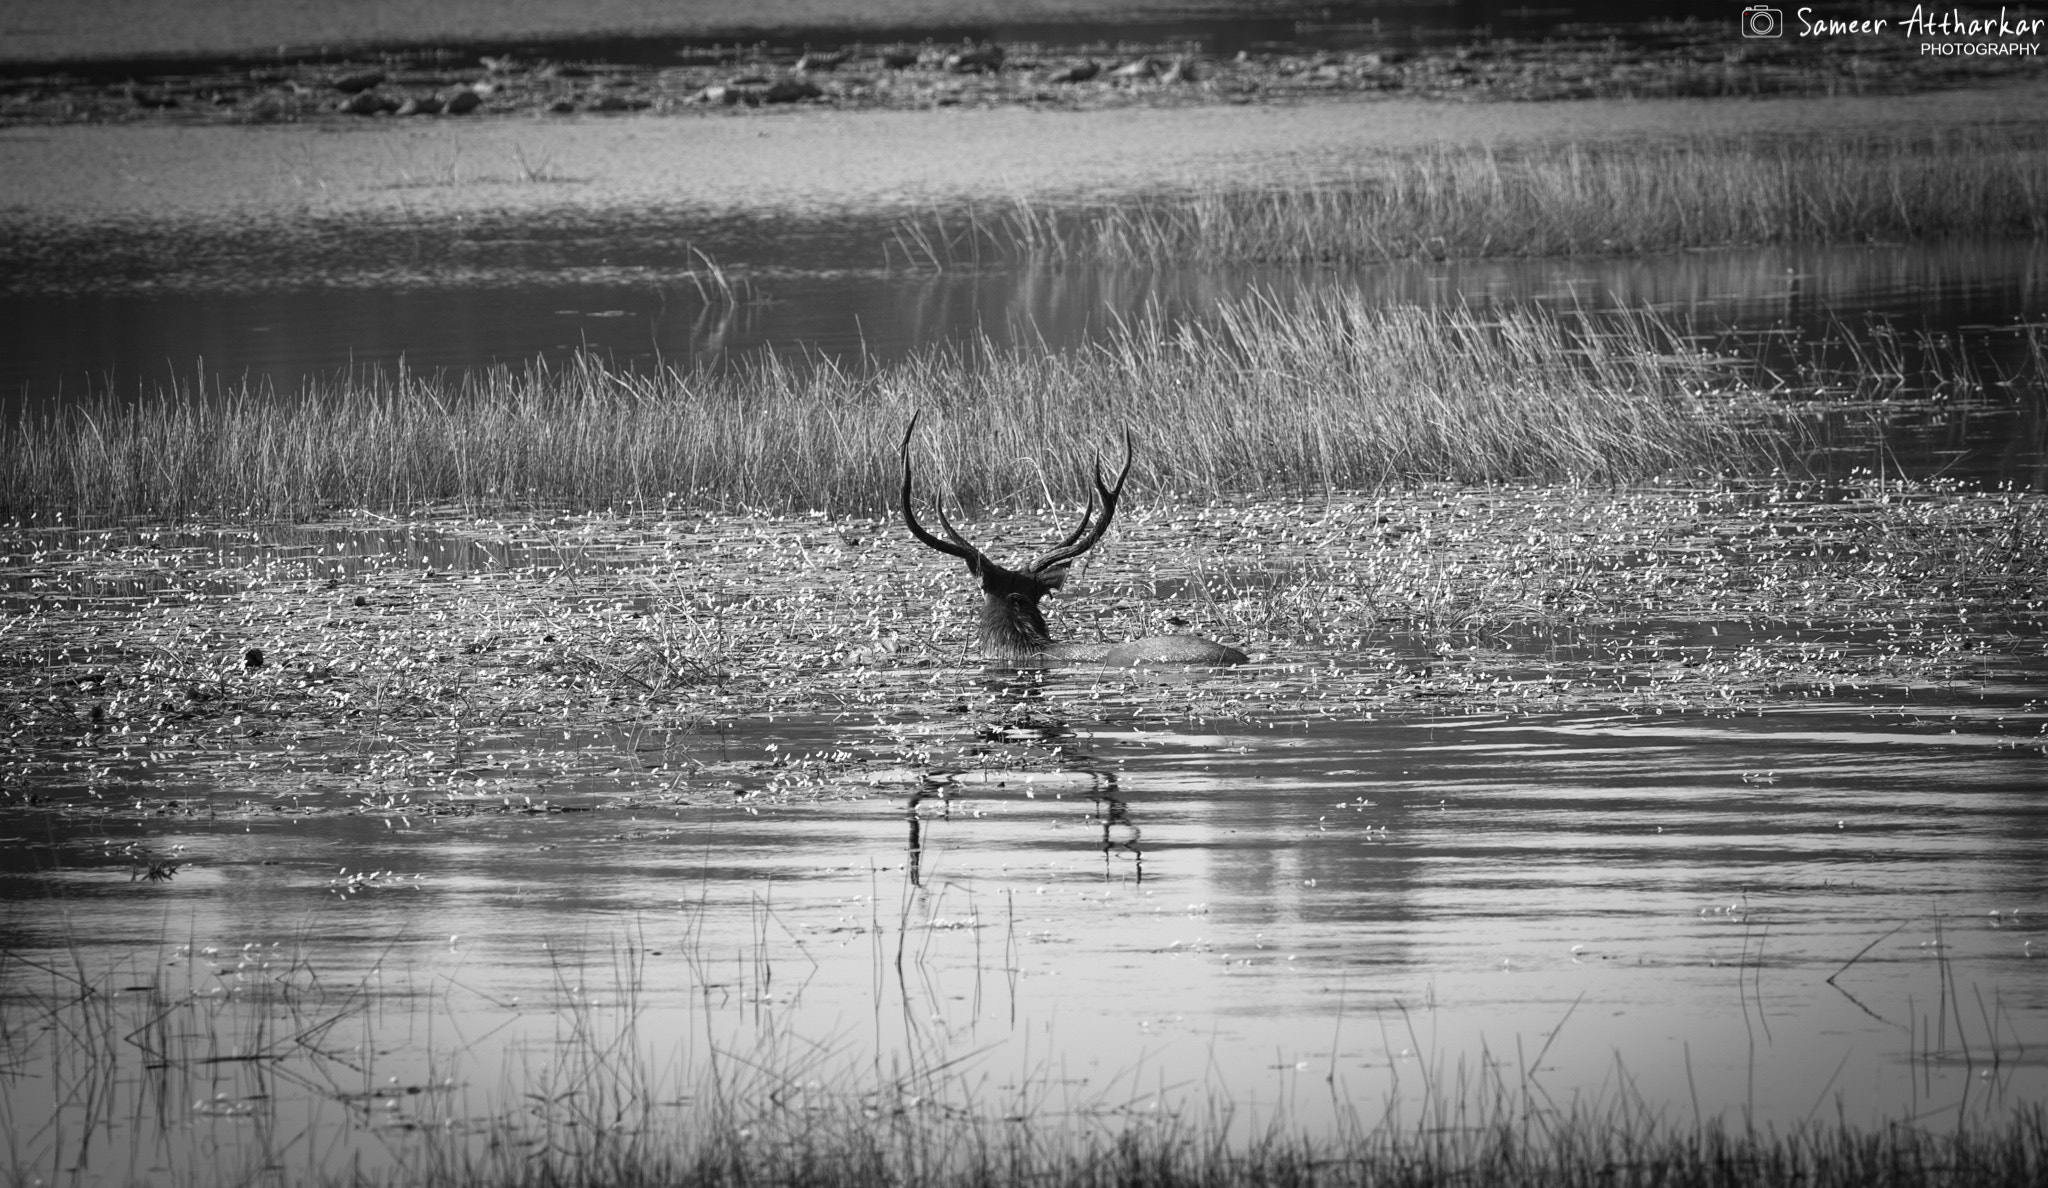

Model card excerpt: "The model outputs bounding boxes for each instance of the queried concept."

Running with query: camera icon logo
[1741,6,1784,37]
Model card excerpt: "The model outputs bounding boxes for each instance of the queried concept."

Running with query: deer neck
[979,594,1055,659]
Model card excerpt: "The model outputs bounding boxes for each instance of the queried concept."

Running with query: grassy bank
[8,22,2033,128]
[897,130,2048,267]
[0,297,1755,523]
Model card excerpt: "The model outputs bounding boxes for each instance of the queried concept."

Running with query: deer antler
[900,416,1242,667]
[900,412,992,573]
[901,415,1133,577]
[1030,430,1133,573]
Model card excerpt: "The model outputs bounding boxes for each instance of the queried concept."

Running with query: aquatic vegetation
[1,298,1760,523]
[902,130,2048,266]
[2,479,2040,816]
[460,1100,2048,1188]
[10,287,2037,527]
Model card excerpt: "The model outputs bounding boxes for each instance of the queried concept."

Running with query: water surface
[4,491,2045,1184]
[7,690,2046,1184]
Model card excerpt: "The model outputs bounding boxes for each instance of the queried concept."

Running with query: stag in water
[900,415,1248,667]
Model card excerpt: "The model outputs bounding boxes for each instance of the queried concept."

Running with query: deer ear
[1038,566,1070,591]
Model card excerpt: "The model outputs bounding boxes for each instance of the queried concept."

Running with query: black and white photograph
[2,2,2045,1184]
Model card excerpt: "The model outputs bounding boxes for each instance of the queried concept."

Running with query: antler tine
[900,413,988,567]
[1031,429,1135,572]
[1037,488,1100,559]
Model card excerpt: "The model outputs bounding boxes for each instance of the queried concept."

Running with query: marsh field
[4,4,2048,1186]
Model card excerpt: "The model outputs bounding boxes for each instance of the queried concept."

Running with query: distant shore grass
[0,297,1756,523]
[896,129,2048,267]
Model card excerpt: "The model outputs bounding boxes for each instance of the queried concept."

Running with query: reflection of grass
[900,130,2048,266]
[1,298,1756,521]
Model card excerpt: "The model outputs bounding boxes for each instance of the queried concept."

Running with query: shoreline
[6,21,2042,128]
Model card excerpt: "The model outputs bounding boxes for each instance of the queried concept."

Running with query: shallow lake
[3,486,2045,1183]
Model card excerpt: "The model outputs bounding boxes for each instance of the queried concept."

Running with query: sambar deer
[900,415,1247,667]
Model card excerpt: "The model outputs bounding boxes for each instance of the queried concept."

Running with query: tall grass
[457,1103,2048,1188]
[0,296,1752,523]
[899,130,2048,267]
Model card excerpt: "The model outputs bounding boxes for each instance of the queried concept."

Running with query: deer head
[900,413,1133,659]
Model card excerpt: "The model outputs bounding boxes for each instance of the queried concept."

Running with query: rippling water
[7,699,2047,1183]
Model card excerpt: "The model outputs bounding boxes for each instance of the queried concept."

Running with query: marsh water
[3,62,2048,1187]
[2,211,2046,1183]
[3,482,2046,1184]
[15,702,2048,1180]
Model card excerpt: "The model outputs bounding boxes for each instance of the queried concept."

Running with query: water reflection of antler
[905,781,951,888]
[903,768,1144,888]
[1088,771,1143,883]
[901,674,1148,888]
